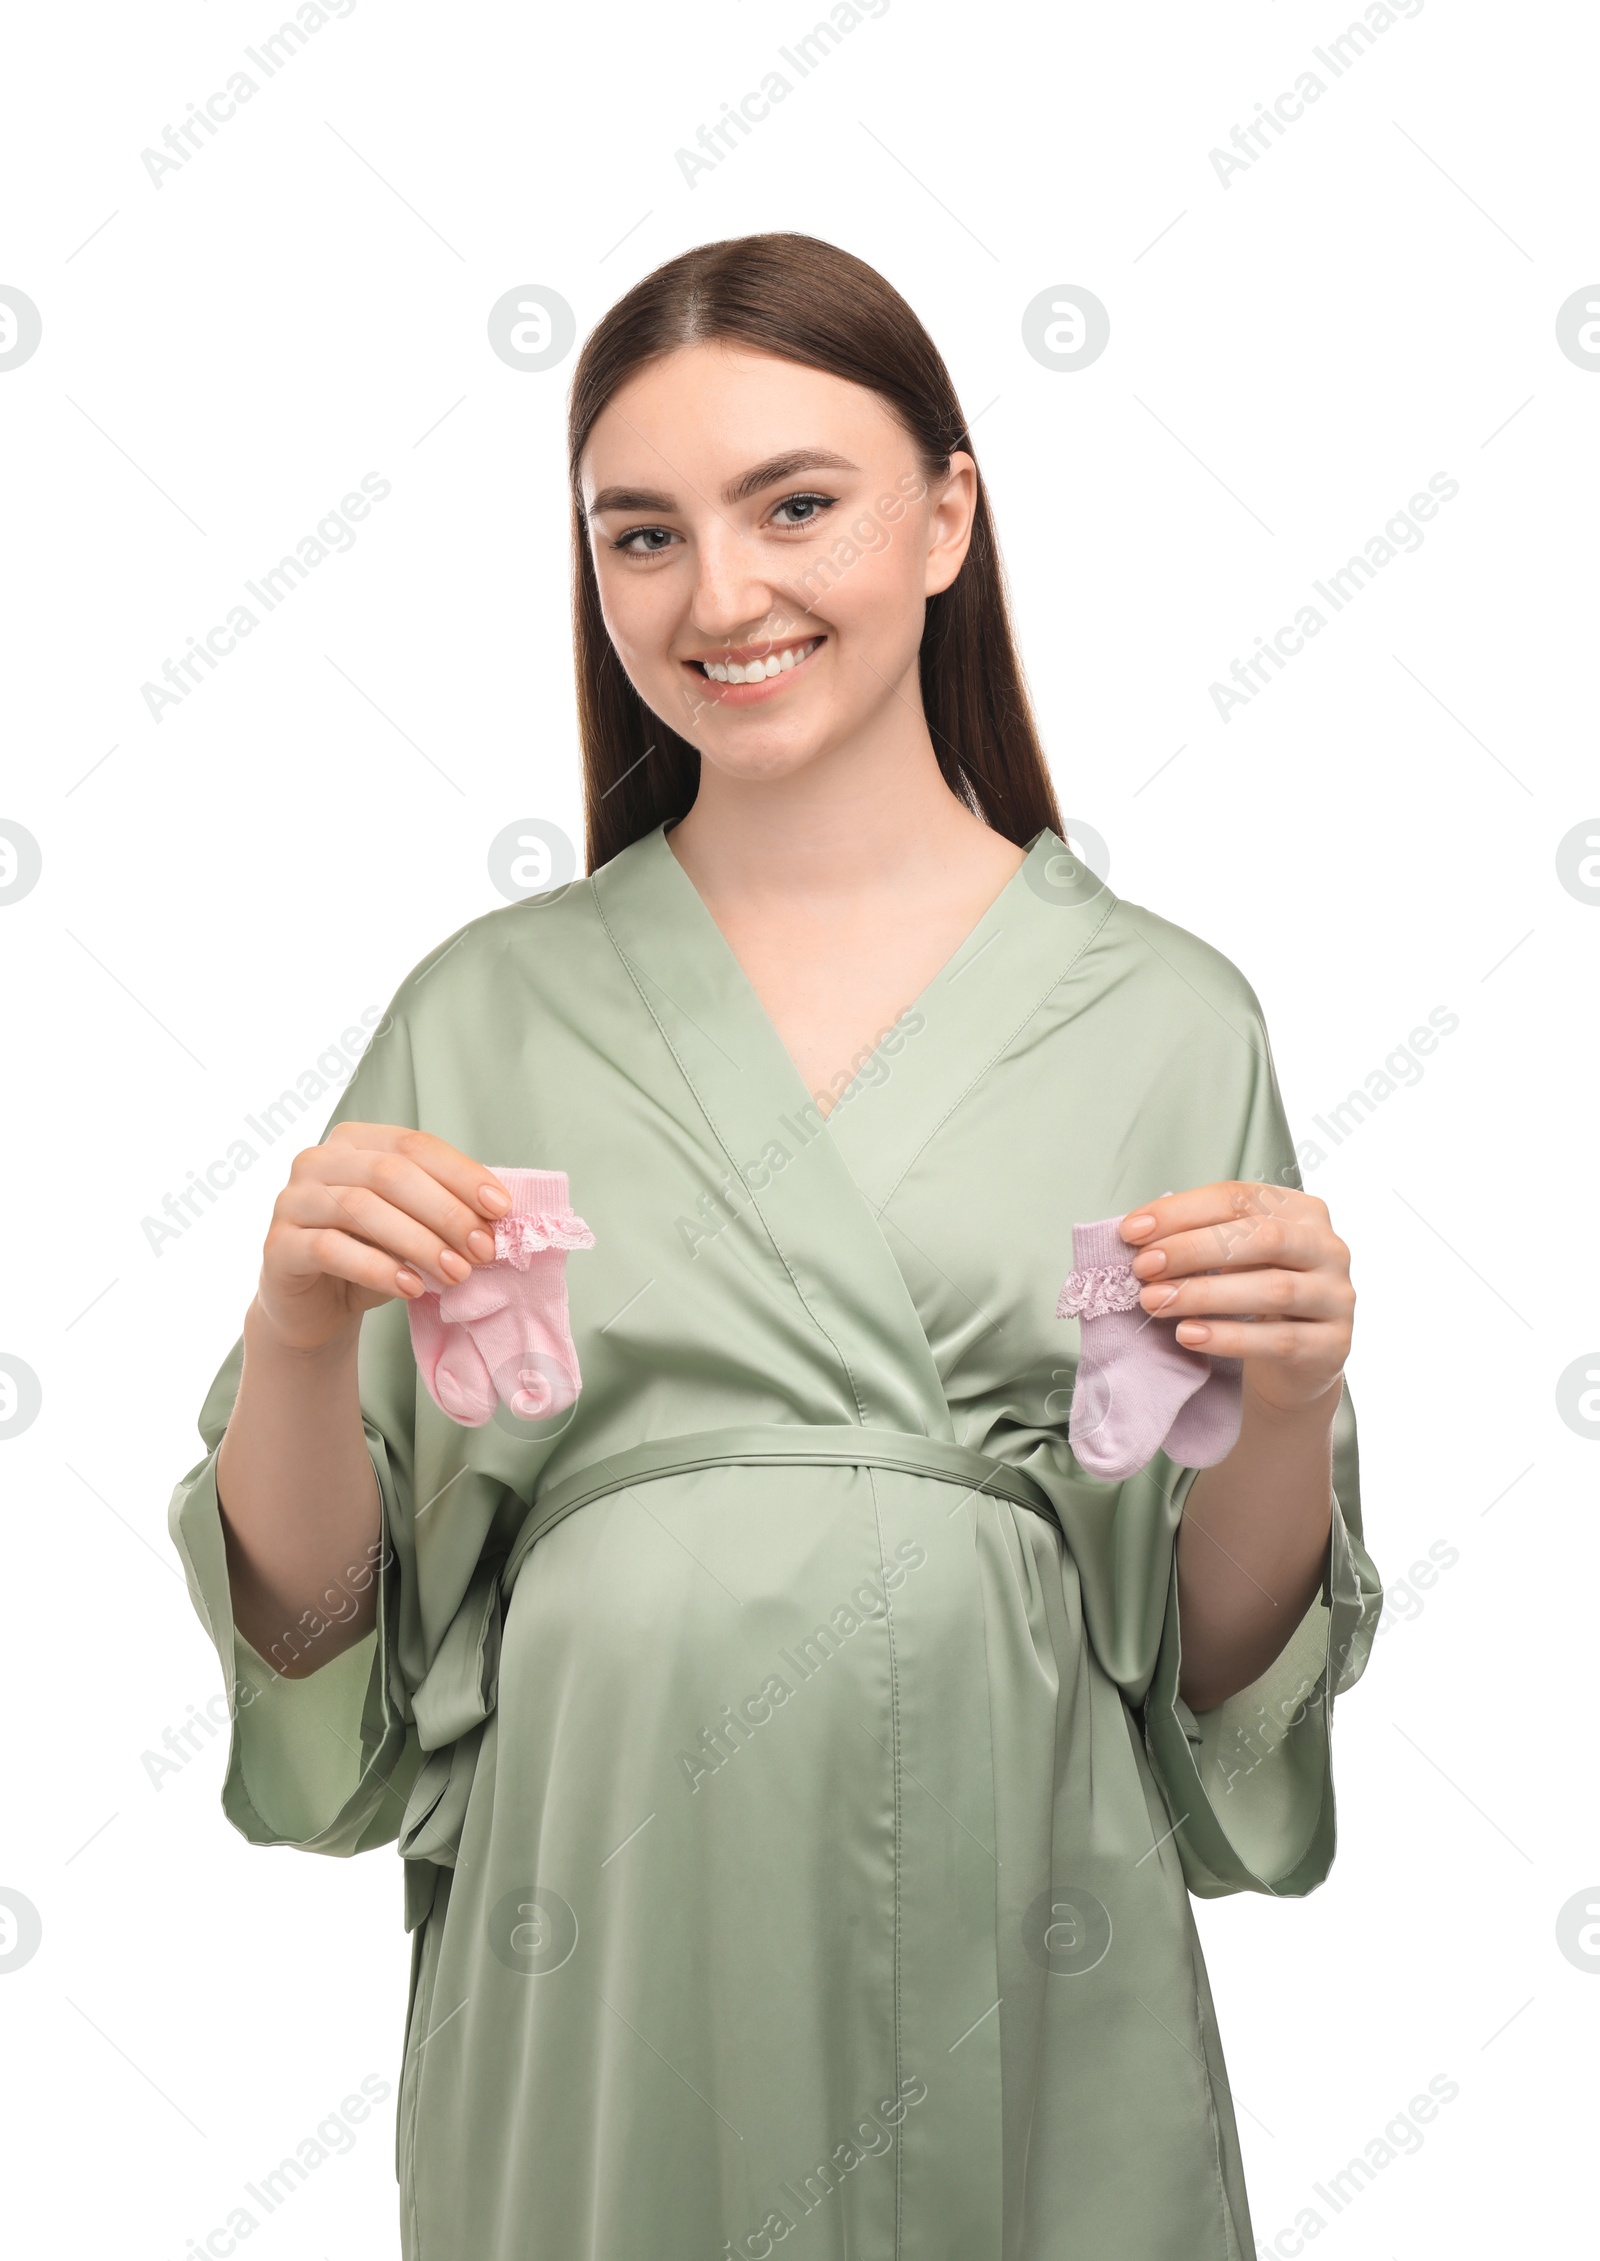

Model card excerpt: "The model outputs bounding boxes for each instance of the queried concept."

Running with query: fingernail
[1132,1248,1167,1275]
[1176,1321,1210,1344]
[439,1248,471,1280]
[479,1183,511,1214]
[467,1229,495,1259]
[1121,1212,1156,1238]
[1142,1284,1179,1310]
[396,1268,424,1297]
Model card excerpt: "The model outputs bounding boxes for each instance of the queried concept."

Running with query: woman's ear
[922,451,979,598]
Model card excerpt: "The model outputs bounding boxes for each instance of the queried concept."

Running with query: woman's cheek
[830,535,919,658]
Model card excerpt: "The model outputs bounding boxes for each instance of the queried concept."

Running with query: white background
[2,1,1596,2254]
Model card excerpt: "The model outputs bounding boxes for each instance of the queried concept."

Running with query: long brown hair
[568,232,1063,872]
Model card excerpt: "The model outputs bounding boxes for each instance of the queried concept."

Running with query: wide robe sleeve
[1132,968,1383,1901]
[165,994,432,1857]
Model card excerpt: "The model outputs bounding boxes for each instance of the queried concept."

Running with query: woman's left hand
[1118,1181,1353,1421]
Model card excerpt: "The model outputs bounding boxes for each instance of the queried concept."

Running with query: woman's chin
[696,733,838,787]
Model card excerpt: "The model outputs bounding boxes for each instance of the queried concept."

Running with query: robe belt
[500,1422,1059,1594]
[396,1424,1058,1931]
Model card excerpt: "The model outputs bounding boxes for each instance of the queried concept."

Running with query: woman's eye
[769,492,836,529]
[613,525,679,555]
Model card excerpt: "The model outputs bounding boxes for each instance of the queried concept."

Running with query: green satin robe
[168,822,1381,2260]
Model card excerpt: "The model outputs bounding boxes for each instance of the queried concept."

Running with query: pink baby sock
[1162,1354,1245,1470]
[407,1276,496,1425]
[1055,1216,1240,1479]
[408,1168,594,1427]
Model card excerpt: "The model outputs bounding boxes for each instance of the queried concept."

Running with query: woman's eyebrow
[586,448,860,519]
[720,448,859,504]
[587,482,677,515]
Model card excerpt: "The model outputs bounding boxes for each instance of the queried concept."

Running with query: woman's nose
[686,524,788,647]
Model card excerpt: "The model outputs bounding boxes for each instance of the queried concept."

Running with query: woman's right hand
[253,1123,512,1353]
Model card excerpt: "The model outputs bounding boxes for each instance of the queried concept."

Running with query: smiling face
[579,342,976,788]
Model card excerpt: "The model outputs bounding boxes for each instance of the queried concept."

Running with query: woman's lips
[682,636,826,707]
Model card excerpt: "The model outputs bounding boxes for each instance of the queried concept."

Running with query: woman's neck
[666,711,1019,920]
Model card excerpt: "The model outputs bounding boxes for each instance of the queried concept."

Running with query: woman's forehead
[581,345,906,490]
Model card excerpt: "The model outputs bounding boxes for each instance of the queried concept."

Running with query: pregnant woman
[169,232,1381,2259]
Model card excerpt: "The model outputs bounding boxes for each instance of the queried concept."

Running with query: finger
[1164,1316,1339,1364]
[1118,1180,1305,1266]
[272,1216,434,1304]
[1129,1201,1324,1284]
[294,1139,508,1261]
[1137,1264,1351,1324]
[320,1124,513,1227]
[277,1177,480,1288]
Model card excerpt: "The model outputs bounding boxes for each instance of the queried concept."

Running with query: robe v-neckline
[640,818,1119,1200]
[653,821,1034,1125]
[589,821,1120,1438]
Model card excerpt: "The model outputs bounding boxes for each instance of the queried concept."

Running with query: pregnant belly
[494,1458,933,1813]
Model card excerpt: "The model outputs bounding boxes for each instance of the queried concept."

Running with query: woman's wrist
[1239,1370,1344,1436]
[244,1291,363,1366]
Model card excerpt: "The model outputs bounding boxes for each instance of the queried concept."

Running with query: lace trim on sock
[1056,1262,1143,1321]
[494,1209,597,1267]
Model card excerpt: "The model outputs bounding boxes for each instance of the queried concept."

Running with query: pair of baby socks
[1056,1215,1243,1479]
[407,1168,594,1427]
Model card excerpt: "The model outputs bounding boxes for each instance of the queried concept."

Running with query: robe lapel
[820,827,1119,1211]
[592,825,947,1437]
[590,824,1116,1443]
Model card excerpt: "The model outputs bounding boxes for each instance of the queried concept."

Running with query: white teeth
[702,637,818,684]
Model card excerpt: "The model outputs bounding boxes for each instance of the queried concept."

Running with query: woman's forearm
[1174,1381,1340,1713]
[1116,1181,1356,1715]
[215,1299,384,1679]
